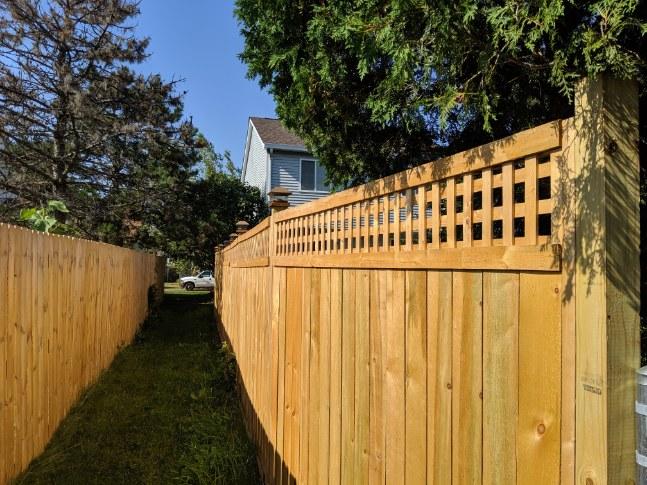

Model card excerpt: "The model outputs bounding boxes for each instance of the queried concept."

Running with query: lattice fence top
[222,119,565,271]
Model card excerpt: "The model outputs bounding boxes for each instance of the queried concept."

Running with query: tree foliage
[236,0,646,186]
[0,0,196,242]
[0,0,269,269]
[159,139,268,269]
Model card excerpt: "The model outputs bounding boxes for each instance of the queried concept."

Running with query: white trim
[265,149,271,197]
[636,400,647,416]
[240,119,255,182]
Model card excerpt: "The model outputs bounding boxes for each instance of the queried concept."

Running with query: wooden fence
[215,75,640,484]
[0,224,165,484]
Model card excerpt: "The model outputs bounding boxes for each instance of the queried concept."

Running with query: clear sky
[135,0,277,169]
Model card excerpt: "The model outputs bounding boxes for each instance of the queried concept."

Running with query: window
[301,160,315,190]
[300,159,328,192]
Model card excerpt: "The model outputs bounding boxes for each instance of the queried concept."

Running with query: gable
[241,122,268,195]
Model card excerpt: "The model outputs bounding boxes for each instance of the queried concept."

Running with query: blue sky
[135,0,276,169]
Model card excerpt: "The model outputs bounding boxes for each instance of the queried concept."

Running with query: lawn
[15,284,259,485]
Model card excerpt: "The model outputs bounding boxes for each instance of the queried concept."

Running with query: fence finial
[236,221,250,234]
[268,186,291,214]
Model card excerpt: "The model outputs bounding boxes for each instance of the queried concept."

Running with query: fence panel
[215,75,639,484]
[0,225,163,484]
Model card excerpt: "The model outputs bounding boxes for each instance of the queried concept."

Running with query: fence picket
[0,224,163,484]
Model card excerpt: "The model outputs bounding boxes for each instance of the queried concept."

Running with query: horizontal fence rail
[216,76,640,484]
[0,224,164,484]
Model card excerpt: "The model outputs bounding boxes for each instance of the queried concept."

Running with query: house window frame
[299,158,329,193]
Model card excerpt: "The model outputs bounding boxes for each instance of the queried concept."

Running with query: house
[240,117,330,207]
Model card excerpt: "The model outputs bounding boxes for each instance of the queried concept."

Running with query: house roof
[249,117,306,149]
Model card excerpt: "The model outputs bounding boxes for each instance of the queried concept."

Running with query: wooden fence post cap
[269,187,291,214]
[228,233,238,240]
[236,221,250,233]
[268,186,291,198]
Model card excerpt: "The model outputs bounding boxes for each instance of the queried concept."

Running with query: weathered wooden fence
[215,75,640,484]
[0,224,165,484]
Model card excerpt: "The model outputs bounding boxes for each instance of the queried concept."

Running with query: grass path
[15,285,259,484]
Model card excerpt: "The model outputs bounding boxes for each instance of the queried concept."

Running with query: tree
[162,170,269,269]
[0,0,196,242]
[235,0,646,186]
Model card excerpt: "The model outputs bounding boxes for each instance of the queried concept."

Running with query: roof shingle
[250,117,306,148]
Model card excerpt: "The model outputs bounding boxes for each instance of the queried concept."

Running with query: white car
[179,270,214,291]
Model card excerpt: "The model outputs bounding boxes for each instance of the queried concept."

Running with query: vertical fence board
[329,269,343,485]
[0,224,9,484]
[369,270,386,485]
[299,269,311,483]
[483,272,519,484]
[405,271,427,485]
[317,268,331,484]
[307,269,320,485]
[341,270,356,484]
[451,271,483,485]
[518,272,561,484]
[384,270,405,485]
[275,267,287,484]
[426,271,452,485]
[354,270,370,485]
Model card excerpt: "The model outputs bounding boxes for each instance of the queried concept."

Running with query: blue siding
[270,151,330,206]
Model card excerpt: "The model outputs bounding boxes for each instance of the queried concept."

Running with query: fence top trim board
[271,119,561,222]
[0,222,159,256]
[225,217,270,250]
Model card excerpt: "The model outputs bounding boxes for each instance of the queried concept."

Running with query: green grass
[15,284,259,485]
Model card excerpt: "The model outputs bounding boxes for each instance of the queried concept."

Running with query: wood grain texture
[0,224,162,484]
[452,271,483,485]
[385,271,405,485]
[426,271,452,485]
[573,76,640,485]
[272,244,561,271]
[405,271,427,485]
[369,270,386,485]
[483,272,519,485]
[518,272,562,485]
[354,270,370,485]
[341,270,356,484]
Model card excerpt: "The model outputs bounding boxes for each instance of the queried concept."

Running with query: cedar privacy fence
[215,75,640,485]
[0,225,165,484]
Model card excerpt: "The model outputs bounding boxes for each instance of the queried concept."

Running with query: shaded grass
[15,285,258,485]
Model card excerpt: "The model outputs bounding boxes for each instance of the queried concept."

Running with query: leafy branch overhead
[19,200,69,233]
[235,0,646,186]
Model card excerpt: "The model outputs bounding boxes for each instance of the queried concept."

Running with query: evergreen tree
[235,0,646,186]
[0,0,196,242]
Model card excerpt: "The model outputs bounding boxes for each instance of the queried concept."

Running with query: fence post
[573,74,640,484]
[236,220,250,235]
[268,187,291,258]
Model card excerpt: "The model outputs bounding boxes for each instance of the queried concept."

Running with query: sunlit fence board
[0,224,164,485]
